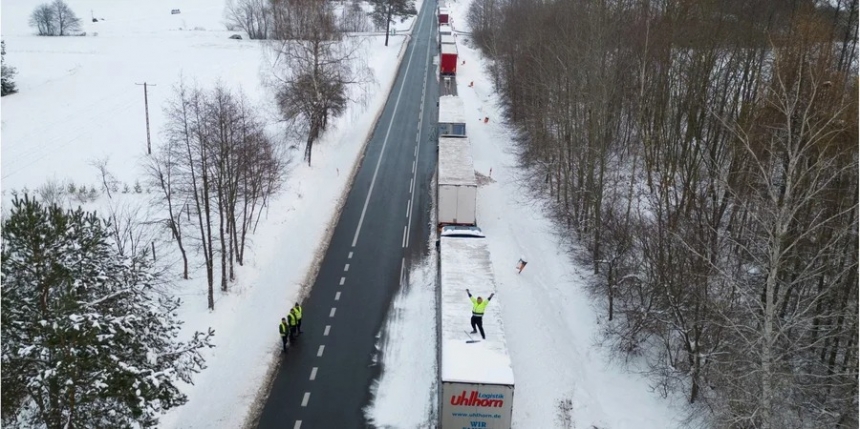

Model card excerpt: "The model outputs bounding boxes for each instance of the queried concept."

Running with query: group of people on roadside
[279,302,303,353]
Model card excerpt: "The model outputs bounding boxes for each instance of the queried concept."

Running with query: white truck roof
[438,95,465,124]
[440,24,453,34]
[441,34,456,45]
[439,231,515,386]
[441,43,458,55]
[438,137,476,187]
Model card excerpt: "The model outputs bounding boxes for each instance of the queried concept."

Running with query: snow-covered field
[1,0,419,427]
[365,0,688,427]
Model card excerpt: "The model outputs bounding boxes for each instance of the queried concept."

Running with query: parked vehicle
[438,7,450,24]
[440,43,458,76]
[438,226,515,429]
[438,95,466,137]
[437,137,477,227]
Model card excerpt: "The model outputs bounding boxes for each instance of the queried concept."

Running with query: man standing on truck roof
[279,317,289,353]
[467,289,495,339]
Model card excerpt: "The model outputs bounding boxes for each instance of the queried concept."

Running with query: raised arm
[488,293,495,300]
[466,289,472,297]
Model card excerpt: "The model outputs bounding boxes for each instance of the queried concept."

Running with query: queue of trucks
[434,5,516,429]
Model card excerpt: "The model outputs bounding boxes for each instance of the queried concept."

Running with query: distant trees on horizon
[29,0,82,36]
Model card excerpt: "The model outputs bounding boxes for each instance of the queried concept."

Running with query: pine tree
[1,195,214,429]
[1,40,18,96]
[368,0,416,46]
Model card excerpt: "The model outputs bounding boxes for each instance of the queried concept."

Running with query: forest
[467,0,858,427]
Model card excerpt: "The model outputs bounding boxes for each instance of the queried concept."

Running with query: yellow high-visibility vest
[294,306,303,319]
[471,297,489,316]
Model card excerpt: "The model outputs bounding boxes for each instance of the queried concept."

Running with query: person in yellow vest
[286,311,298,341]
[292,302,303,335]
[466,289,495,339]
[279,317,289,353]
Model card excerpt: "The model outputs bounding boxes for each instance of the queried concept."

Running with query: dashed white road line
[350,10,428,248]
[402,225,408,247]
[335,291,341,301]
[339,277,345,285]
[310,367,318,380]
[344,263,350,272]
[301,392,310,407]
[329,307,337,317]
[324,325,331,336]
[348,251,353,259]
[317,345,325,357]
[293,420,302,429]
[406,199,410,217]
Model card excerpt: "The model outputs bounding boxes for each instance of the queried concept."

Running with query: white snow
[438,94,465,125]
[0,0,421,427]
[439,234,514,386]
[364,253,439,428]
[438,137,476,186]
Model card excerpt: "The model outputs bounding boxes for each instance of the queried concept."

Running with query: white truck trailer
[438,226,515,429]
[438,95,466,137]
[438,137,477,226]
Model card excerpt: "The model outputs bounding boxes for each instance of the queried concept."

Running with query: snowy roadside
[156,33,416,429]
[364,170,439,428]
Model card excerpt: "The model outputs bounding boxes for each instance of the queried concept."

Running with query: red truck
[438,7,449,24]
[440,43,458,76]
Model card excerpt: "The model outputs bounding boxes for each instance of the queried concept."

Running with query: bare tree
[146,139,191,280]
[368,0,416,46]
[340,0,371,33]
[224,0,271,39]
[268,0,371,165]
[28,3,55,36]
[29,0,81,36]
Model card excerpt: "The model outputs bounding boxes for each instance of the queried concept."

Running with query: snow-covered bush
[1,195,214,428]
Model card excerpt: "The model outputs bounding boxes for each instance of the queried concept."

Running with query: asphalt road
[254,1,440,427]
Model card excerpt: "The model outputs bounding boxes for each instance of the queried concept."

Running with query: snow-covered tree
[1,40,17,96]
[1,195,214,429]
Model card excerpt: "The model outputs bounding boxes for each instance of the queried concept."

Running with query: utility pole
[135,82,156,154]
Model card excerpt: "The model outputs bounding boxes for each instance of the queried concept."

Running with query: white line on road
[329,307,337,318]
[348,251,353,259]
[410,178,413,191]
[310,367,318,380]
[317,345,325,356]
[415,145,418,156]
[404,22,435,249]
[302,392,310,407]
[402,225,407,248]
[339,277,345,285]
[400,257,406,284]
[335,291,341,301]
[406,199,411,217]
[324,325,331,336]
[350,12,428,248]
[344,264,350,272]
[294,421,302,429]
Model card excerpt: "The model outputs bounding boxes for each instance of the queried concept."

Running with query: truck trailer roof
[441,43,458,55]
[438,95,465,125]
[438,137,476,187]
[439,231,515,386]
